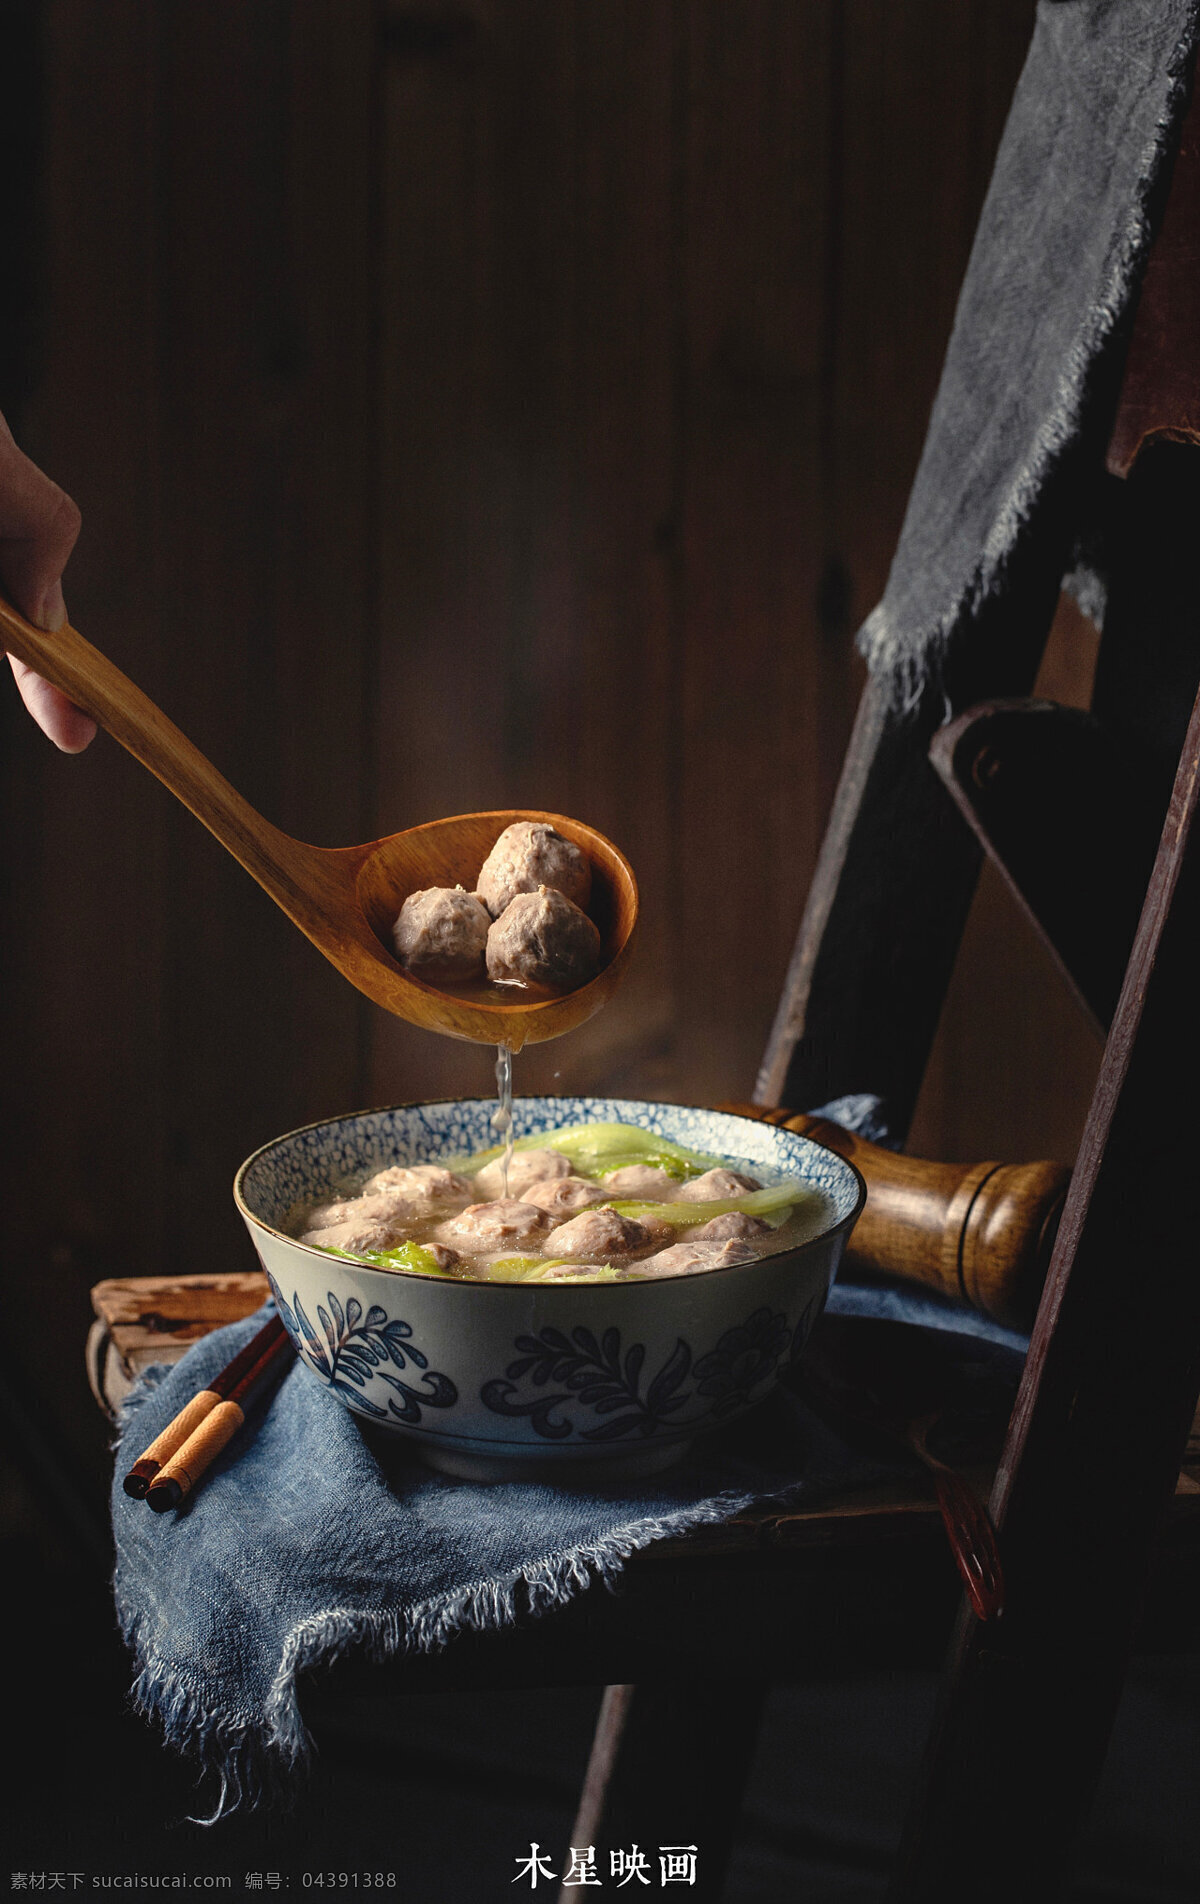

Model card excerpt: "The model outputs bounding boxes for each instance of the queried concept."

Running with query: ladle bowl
[1,601,638,1046]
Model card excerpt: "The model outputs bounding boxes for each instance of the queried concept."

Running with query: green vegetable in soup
[604,1181,809,1228]
[313,1239,452,1276]
[486,1254,624,1284]
[549,1123,725,1182]
[371,1241,455,1275]
[462,1120,724,1184]
[486,1255,555,1283]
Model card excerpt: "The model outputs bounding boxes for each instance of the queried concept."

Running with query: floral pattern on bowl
[480,1293,823,1443]
[268,1281,458,1426]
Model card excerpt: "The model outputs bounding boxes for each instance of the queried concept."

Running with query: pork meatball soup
[236,1098,866,1476]
[291,1118,839,1285]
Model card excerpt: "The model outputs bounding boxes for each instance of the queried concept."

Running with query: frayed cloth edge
[858,9,1200,716]
[115,1481,777,1823]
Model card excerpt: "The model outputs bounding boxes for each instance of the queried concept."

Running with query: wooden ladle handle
[720,1103,1069,1332]
[0,597,305,890]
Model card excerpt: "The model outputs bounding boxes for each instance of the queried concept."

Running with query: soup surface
[289,1121,836,1283]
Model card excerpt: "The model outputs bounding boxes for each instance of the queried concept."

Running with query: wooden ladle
[1,602,638,1046]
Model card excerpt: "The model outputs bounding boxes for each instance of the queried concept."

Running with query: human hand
[0,410,92,752]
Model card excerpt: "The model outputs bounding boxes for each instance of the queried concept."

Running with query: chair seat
[90,1268,1200,1693]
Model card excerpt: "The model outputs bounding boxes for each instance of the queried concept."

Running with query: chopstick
[122,1313,288,1499]
[143,1323,294,1513]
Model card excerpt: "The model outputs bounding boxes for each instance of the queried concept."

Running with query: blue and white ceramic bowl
[234,1097,865,1481]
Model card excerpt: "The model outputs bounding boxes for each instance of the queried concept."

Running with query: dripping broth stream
[492,1044,514,1195]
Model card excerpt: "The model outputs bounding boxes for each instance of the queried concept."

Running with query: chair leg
[560,1681,769,1901]
[889,672,1200,1901]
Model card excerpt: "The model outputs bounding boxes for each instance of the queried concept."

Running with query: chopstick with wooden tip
[144,1324,293,1513]
[122,1313,288,1498]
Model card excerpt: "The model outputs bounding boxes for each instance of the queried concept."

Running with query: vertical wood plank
[145,1,376,1271]
[0,2,377,1483]
[277,0,379,1108]
[674,0,835,1103]
[369,0,678,1106]
[0,1,168,1491]
[831,0,1035,616]
[757,0,1042,1126]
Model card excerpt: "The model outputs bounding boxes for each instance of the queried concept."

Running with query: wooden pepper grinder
[720,1102,1070,1332]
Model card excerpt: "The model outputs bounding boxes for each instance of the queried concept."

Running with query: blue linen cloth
[111,1280,1024,1820]
[859,0,1200,711]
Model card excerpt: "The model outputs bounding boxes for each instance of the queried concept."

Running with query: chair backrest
[760,53,1200,1904]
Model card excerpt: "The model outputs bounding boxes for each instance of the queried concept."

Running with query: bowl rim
[233,1095,867,1292]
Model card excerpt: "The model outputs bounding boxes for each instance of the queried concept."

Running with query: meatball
[391,886,490,980]
[300,1211,413,1256]
[675,1167,762,1201]
[414,1242,463,1274]
[630,1237,759,1278]
[476,821,591,918]
[549,1208,650,1260]
[636,1215,679,1250]
[690,1211,771,1241]
[439,1199,548,1247]
[486,886,602,991]
[519,1175,607,1219]
[602,1164,679,1198]
[362,1163,469,1202]
[303,1191,419,1233]
[473,1147,571,1201]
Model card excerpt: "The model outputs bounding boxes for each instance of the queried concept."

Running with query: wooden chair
[551,48,1200,1904]
[756,62,1200,1904]
[88,63,1200,1904]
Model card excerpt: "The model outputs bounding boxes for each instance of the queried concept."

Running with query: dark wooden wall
[1,1,1103,1515]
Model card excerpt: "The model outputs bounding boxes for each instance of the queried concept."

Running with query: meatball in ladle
[476,820,591,917]
[389,821,603,998]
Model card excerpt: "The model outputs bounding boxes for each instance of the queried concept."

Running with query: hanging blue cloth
[859,0,1200,710]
